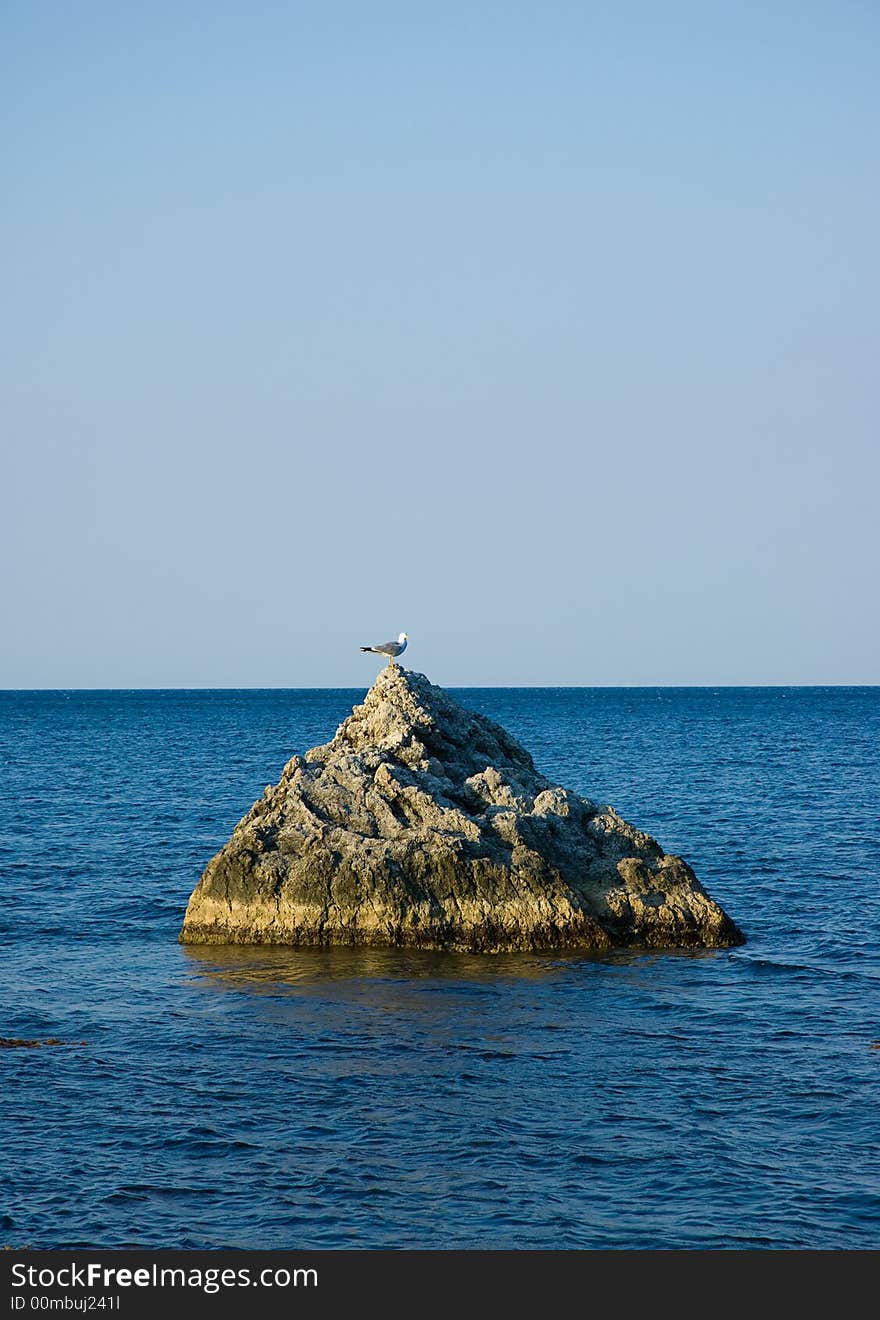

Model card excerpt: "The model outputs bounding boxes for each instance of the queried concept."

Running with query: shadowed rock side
[180,668,744,954]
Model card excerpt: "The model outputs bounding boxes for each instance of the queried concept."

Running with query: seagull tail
[360,646,375,653]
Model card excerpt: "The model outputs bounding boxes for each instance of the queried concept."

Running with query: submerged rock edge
[180,667,745,954]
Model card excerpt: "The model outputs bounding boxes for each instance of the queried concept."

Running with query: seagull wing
[360,639,400,655]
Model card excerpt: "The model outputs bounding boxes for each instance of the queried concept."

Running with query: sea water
[1,686,878,1249]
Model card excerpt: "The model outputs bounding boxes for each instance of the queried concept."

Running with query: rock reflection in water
[180,941,611,992]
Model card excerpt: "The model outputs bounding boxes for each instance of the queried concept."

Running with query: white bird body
[360,631,409,666]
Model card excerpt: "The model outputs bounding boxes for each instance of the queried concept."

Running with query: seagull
[360,631,409,667]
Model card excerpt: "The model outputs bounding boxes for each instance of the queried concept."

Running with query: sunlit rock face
[180,667,744,954]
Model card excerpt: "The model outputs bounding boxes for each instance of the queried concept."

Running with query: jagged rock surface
[180,667,744,953]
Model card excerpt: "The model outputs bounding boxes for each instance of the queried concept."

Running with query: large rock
[180,667,744,953]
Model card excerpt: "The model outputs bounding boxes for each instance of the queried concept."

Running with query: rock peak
[180,671,744,954]
[319,666,536,781]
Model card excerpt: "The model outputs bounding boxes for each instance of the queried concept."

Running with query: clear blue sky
[3,1,877,687]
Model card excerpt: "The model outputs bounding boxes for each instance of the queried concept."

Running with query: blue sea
[1,686,878,1250]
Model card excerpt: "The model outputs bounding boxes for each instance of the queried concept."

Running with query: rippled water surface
[1,686,878,1248]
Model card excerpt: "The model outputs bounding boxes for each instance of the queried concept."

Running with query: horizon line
[2,681,878,693]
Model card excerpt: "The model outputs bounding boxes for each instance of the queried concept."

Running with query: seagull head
[398,632,408,643]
